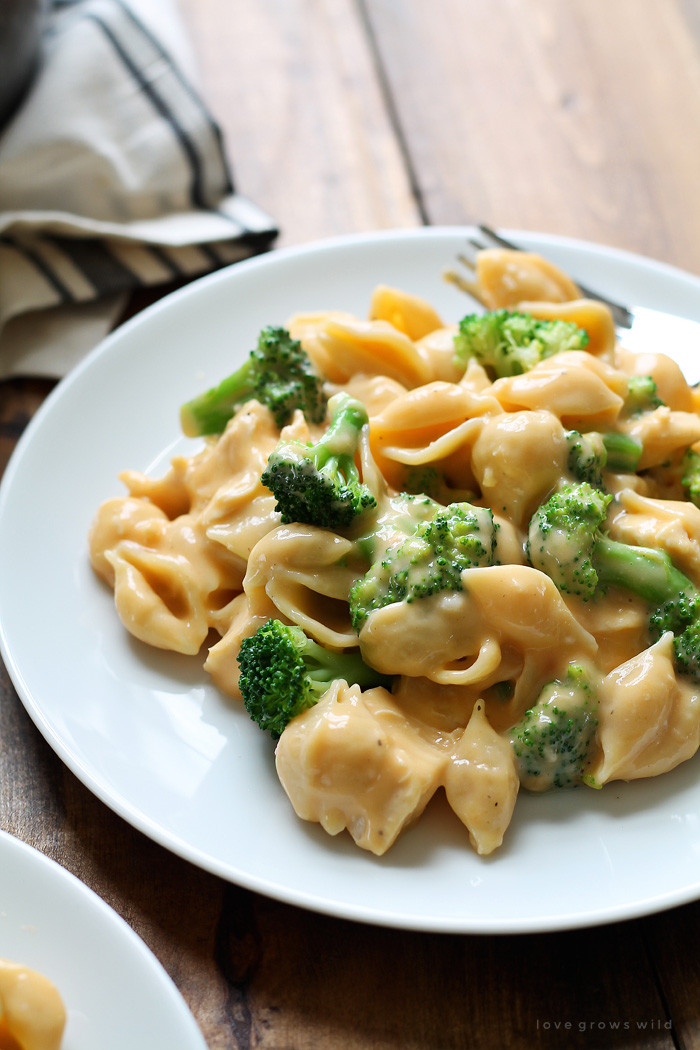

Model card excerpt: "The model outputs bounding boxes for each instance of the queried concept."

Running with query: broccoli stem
[601,432,642,474]
[303,636,387,692]
[181,360,257,437]
[313,395,368,465]
[594,538,700,681]
[593,536,693,606]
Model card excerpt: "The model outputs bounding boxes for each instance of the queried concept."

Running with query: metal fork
[447,224,700,385]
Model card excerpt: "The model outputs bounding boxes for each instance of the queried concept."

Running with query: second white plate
[0,831,206,1049]
[1,227,699,934]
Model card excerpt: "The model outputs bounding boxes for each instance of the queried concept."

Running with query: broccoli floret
[682,447,700,508]
[528,481,691,603]
[527,482,613,599]
[565,429,642,487]
[180,325,326,436]
[565,430,606,488]
[353,491,444,567]
[237,619,390,738]
[509,664,598,789]
[648,590,700,679]
[349,501,498,631]
[454,309,589,379]
[528,481,700,680]
[261,392,376,529]
[624,375,663,416]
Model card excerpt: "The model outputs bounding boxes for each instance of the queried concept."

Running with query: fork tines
[456,224,634,328]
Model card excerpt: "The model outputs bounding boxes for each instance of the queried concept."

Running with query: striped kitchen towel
[0,0,278,377]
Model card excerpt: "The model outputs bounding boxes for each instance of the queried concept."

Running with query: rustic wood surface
[1,1,699,1047]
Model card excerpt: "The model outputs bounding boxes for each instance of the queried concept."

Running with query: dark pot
[0,0,50,128]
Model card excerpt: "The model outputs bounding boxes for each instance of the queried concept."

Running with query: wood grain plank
[179,0,422,246]
[363,0,700,274]
[645,904,700,1050]
[213,895,675,1050]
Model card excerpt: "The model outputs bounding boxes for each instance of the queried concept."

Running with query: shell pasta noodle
[0,958,66,1050]
[89,247,700,858]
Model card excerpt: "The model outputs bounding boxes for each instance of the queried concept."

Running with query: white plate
[1,226,699,936]
[0,830,206,1048]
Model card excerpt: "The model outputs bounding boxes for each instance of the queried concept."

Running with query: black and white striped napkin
[0,0,278,377]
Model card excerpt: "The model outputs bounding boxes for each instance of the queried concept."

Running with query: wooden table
[2,1,700,1046]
